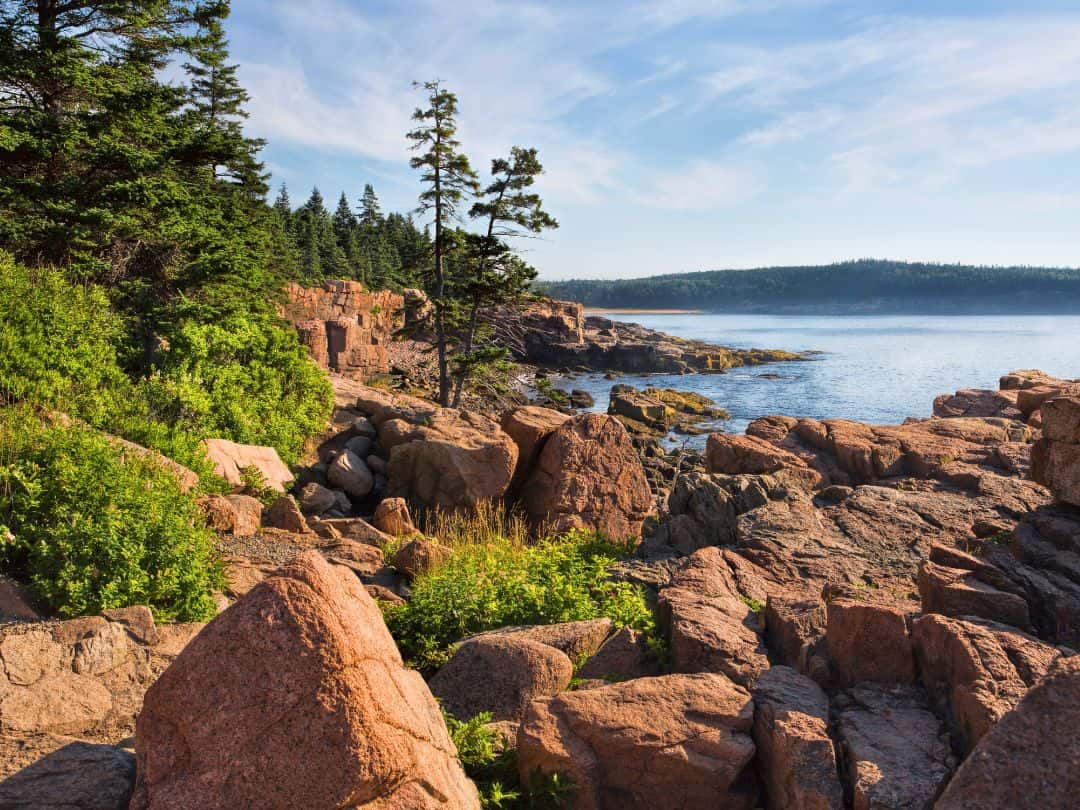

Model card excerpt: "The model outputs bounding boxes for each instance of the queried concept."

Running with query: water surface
[557,313,1080,447]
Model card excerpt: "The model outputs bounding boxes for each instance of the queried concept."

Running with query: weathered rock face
[826,594,917,687]
[387,409,518,510]
[430,636,573,723]
[936,655,1080,810]
[0,613,201,743]
[522,413,654,539]
[834,685,955,810]
[513,299,802,374]
[983,506,1080,648]
[1032,396,1080,506]
[933,387,1022,420]
[764,595,830,686]
[517,673,758,810]
[201,438,294,492]
[500,405,570,496]
[658,585,768,688]
[576,628,660,682]
[912,613,1065,753]
[752,666,844,810]
[707,433,823,489]
[131,551,479,810]
[282,280,403,378]
[0,734,136,810]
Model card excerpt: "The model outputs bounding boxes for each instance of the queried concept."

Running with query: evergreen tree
[332,191,365,282]
[0,0,198,279]
[407,80,479,405]
[450,147,557,405]
[183,0,266,190]
[272,183,293,233]
[359,184,382,227]
[294,187,346,282]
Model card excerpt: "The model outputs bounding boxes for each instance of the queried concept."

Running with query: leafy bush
[444,711,576,809]
[140,312,332,465]
[0,255,131,424]
[0,252,331,469]
[383,528,655,672]
[0,409,222,621]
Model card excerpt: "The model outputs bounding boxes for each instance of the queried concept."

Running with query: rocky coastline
[4,337,1080,808]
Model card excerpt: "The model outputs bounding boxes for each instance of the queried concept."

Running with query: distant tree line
[541,259,1080,313]
[272,184,431,290]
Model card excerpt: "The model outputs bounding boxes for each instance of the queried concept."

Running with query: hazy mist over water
[560,313,1080,447]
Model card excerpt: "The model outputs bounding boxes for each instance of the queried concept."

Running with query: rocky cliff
[513,299,805,373]
[281,280,403,378]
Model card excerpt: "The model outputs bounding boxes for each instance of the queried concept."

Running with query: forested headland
[541,259,1080,313]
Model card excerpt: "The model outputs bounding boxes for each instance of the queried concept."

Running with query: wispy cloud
[230,1,1080,276]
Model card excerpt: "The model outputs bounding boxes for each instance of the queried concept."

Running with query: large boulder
[326,449,374,498]
[912,613,1065,753]
[0,614,201,743]
[706,433,822,489]
[826,594,917,687]
[430,636,573,723]
[936,655,1080,809]
[1032,397,1080,506]
[387,410,517,510]
[130,551,479,810]
[472,618,614,663]
[658,587,769,688]
[500,405,570,494]
[918,558,1031,630]
[201,438,293,492]
[752,666,844,810]
[521,413,654,539]
[517,673,758,810]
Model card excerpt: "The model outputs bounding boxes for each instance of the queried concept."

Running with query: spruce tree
[0,0,196,277]
[332,192,364,283]
[407,80,479,405]
[183,0,266,190]
[359,184,382,227]
[272,184,294,233]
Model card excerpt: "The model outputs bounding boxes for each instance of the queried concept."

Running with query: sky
[228,0,1080,280]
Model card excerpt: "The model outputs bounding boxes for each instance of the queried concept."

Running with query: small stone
[327,449,374,498]
[373,497,417,536]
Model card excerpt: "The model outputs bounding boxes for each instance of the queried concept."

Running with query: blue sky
[228,0,1080,280]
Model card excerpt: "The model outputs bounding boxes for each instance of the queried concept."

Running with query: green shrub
[383,529,655,672]
[444,710,576,809]
[141,313,332,465]
[0,255,131,424]
[0,409,222,621]
[0,252,331,469]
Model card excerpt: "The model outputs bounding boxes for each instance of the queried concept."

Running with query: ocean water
[556,312,1080,448]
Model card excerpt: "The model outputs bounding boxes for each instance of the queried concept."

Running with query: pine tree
[0,0,196,277]
[332,192,365,283]
[272,184,294,233]
[183,0,266,190]
[407,80,479,405]
[359,184,383,227]
[450,147,557,405]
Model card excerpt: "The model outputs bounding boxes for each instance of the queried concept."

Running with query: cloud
[704,15,1080,188]
[635,160,758,210]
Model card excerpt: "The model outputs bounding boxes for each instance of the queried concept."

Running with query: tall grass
[414,500,540,549]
